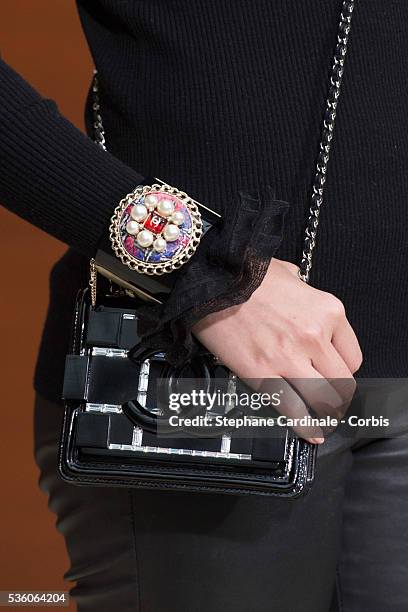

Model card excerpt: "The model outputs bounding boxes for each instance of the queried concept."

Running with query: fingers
[281,361,351,441]
[287,365,346,416]
[256,373,326,444]
[311,343,357,412]
[331,316,363,374]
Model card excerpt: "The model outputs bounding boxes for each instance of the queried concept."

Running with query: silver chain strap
[299,0,355,282]
[92,72,106,151]
[91,0,355,284]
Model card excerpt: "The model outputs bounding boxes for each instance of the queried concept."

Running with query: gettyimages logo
[168,388,283,412]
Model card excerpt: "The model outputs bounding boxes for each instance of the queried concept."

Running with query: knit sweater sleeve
[0,58,143,255]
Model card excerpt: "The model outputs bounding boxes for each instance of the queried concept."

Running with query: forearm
[0,58,143,256]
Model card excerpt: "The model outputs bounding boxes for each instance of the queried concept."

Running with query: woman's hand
[192,258,363,443]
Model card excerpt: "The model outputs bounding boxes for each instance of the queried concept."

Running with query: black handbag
[60,286,317,496]
[59,1,355,497]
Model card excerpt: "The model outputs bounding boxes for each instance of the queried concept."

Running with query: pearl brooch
[114,183,203,274]
[131,203,148,222]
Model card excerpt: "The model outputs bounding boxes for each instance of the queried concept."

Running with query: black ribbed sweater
[1,0,408,401]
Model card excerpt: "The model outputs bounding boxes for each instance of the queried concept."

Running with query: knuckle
[299,324,325,344]
[254,349,279,374]
[323,293,346,318]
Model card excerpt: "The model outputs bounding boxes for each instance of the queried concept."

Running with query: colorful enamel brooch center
[109,183,203,275]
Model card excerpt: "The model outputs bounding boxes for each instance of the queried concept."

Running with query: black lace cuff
[134,186,289,364]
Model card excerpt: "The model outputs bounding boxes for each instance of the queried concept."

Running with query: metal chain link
[89,258,97,307]
[91,0,356,285]
[298,0,355,282]
[92,70,106,151]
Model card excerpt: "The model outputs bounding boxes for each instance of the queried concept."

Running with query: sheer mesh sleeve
[135,187,289,365]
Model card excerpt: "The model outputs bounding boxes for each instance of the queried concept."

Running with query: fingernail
[308,437,325,444]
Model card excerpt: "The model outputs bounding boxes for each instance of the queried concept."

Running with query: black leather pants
[34,394,408,612]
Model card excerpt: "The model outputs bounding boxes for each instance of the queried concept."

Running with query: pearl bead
[137,229,154,248]
[170,210,185,226]
[163,223,180,242]
[157,198,175,217]
[145,194,158,210]
[153,237,167,253]
[126,220,140,235]
[131,203,148,222]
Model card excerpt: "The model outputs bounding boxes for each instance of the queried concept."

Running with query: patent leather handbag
[60,287,317,497]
